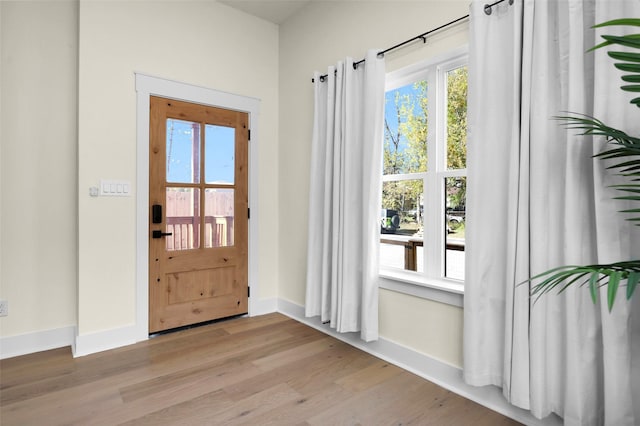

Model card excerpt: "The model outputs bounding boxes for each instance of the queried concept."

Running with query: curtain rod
[311,0,513,83]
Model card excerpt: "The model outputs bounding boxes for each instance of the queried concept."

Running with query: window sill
[379,269,464,307]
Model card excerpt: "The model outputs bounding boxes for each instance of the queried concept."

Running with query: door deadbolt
[152,204,162,224]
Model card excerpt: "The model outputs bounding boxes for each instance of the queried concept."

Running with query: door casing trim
[135,73,260,341]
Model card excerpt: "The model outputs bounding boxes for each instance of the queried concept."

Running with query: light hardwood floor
[0,313,520,425]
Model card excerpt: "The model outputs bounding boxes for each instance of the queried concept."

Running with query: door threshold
[148,312,248,338]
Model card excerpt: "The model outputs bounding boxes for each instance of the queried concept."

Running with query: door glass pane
[205,124,235,184]
[205,188,234,248]
[446,66,468,170]
[166,188,200,251]
[445,177,466,280]
[166,119,201,183]
[380,179,424,272]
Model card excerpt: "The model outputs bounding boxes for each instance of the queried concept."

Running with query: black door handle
[152,230,173,239]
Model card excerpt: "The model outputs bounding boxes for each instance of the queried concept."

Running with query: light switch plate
[100,179,131,197]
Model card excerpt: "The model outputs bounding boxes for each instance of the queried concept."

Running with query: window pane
[166,187,200,251]
[205,124,235,184]
[445,177,466,280]
[204,188,234,248]
[384,82,428,174]
[380,179,424,272]
[166,119,201,183]
[446,66,468,170]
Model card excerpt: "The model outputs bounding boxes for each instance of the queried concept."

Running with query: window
[380,52,467,284]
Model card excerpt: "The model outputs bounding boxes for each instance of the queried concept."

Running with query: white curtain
[464,0,640,424]
[305,50,385,342]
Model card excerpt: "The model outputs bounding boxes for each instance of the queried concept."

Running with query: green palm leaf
[621,74,640,82]
[589,272,600,303]
[615,63,640,73]
[607,271,621,311]
[628,272,640,299]
[555,114,640,225]
[592,34,640,51]
[528,262,640,311]
[608,51,640,62]
[589,22,640,106]
[593,18,640,28]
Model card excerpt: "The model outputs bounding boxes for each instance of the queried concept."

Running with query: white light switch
[100,179,132,197]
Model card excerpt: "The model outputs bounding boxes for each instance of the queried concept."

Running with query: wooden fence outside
[165,189,234,250]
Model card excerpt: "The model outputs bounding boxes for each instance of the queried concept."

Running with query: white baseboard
[0,326,76,360]
[276,298,561,426]
[73,324,138,358]
[14,298,276,360]
[249,296,278,316]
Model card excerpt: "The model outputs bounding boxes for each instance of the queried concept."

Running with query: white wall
[77,0,280,336]
[0,1,79,338]
[279,1,469,367]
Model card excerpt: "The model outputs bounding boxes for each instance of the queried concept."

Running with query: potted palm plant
[529,19,640,310]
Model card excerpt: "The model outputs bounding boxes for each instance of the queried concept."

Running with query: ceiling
[218,0,313,25]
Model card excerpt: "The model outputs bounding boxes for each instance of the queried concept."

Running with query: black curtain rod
[312,0,513,83]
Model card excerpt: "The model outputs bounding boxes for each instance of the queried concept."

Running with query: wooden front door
[149,96,249,333]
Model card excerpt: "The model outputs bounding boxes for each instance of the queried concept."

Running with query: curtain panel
[464,0,640,424]
[305,50,385,342]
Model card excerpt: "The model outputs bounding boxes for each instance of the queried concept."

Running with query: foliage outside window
[380,53,468,283]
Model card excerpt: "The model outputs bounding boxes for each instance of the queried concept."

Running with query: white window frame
[379,46,468,306]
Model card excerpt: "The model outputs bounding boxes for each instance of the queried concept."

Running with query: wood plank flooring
[0,313,520,425]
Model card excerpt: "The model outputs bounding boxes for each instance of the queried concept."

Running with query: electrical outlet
[0,300,8,317]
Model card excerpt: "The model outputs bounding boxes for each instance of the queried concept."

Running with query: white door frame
[134,73,260,341]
